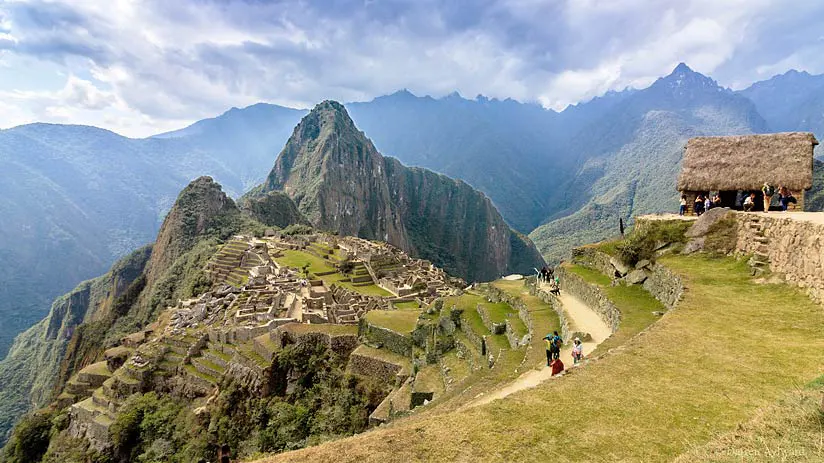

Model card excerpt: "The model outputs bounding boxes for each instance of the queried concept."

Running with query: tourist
[551,331,563,360]
[694,195,705,216]
[743,193,756,212]
[704,194,712,212]
[544,334,554,367]
[679,195,687,215]
[572,338,583,365]
[550,358,565,376]
[762,182,775,212]
[547,266,554,281]
[549,283,560,296]
[712,193,722,208]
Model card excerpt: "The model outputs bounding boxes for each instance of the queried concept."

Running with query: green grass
[565,264,611,286]
[394,301,420,309]
[184,364,218,384]
[414,364,445,395]
[207,347,232,362]
[274,249,391,296]
[254,254,824,463]
[364,310,420,334]
[564,263,665,356]
[480,302,515,324]
[79,361,111,377]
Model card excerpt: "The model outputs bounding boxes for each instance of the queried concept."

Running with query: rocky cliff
[257,101,545,281]
[0,177,266,443]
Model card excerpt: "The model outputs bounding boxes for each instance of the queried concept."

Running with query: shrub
[2,410,54,463]
[615,220,691,266]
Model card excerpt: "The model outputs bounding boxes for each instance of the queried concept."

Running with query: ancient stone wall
[556,267,621,332]
[348,352,406,386]
[642,264,684,310]
[476,304,506,334]
[360,322,414,357]
[730,213,824,302]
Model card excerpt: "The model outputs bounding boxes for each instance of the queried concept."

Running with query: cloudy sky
[0,0,822,137]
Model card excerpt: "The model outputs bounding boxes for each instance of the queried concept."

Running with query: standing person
[762,183,775,212]
[679,195,687,215]
[694,195,705,216]
[551,331,563,360]
[544,334,555,367]
[712,193,722,208]
[572,338,583,365]
[704,194,712,212]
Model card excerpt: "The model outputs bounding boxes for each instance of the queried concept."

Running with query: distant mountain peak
[652,62,721,94]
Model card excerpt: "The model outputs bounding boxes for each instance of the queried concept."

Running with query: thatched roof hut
[677,132,818,192]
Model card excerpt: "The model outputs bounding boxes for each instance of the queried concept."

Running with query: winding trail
[467,284,611,407]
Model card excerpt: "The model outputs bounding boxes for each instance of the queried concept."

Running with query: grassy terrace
[274,249,391,297]
[282,323,359,336]
[564,263,663,355]
[363,309,419,334]
[393,301,420,309]
[254,254,824,462]
[491,279,561,369]
[351,345,411,373]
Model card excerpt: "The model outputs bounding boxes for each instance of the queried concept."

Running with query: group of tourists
[680,193,721,216]
[680,182,799,215]
[539,266,561,295]
[743,183,797,212]
[544,331,585,376]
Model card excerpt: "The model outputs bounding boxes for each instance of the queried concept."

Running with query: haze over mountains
[1,63,823,361]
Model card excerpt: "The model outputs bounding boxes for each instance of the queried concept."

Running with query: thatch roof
[677,132,818,191]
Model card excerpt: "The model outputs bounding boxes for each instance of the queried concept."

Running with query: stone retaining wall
[359,321,414,357]
[348,352,408,386]
[480,284,533,345]
[556,267,621,332]
[731,213,824,303]
[642,264,684,310]
[476,304,506,334]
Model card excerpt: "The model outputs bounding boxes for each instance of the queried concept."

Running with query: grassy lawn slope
[253,255,824,462]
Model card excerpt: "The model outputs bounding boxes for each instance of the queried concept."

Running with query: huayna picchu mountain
[253,100,545,281]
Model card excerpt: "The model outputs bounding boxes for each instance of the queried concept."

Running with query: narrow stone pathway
[467,286,611,407]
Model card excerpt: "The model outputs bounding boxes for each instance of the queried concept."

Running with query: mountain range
[1,63,823,364]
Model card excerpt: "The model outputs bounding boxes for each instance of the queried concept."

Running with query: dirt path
[467,287,611,407]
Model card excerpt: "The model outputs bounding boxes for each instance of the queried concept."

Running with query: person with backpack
[762,183,775,212]
[544,334,554,366]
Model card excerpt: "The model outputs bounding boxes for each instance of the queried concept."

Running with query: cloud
[0,0,823,136]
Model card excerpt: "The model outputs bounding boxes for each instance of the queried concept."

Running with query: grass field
[274,250,391,296]
[363,309,420,334]
[253,254,824,463]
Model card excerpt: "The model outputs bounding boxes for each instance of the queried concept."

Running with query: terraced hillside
[251,227,824,462]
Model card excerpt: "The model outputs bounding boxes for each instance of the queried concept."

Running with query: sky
[1,0,823,138]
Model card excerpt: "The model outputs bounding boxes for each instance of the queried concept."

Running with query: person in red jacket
[550,358,565,376]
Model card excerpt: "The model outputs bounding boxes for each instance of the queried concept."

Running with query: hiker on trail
[551,331,563,360]
[539,266,547,282]
[549,283,560,296]
[571,338,583,365]
[544,334,554,366]
[762,183,775,212]
[743,193,756,212]
[547,266,554,280]
[694,195,705,216]
[550,358,565,376]
[679,195,687,215]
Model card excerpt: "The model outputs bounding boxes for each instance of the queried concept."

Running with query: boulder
[635,259,651,270]
[609,257,630,277]
[625,269,648,285]
[683,237,706,254]
[686,207,733,238]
